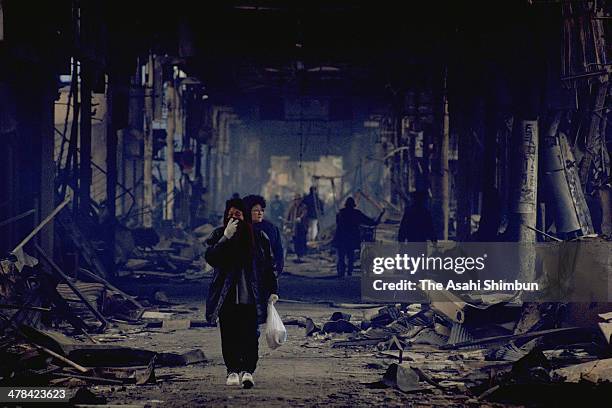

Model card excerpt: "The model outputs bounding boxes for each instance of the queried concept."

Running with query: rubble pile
[0,238,208,395]
[0,321,207,393]
[117,225,212,282]
[285,298,612,405]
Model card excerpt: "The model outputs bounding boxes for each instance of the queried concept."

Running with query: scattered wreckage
[284,294,612,406]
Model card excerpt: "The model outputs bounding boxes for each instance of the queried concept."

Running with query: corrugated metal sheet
[448,323,481,350]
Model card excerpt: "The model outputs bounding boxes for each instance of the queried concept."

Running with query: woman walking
[205,198,279,388]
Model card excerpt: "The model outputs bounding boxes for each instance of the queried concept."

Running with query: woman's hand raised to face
[223,218,239,239]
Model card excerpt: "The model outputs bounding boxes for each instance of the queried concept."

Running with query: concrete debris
[380,363,424,393]
[434,322,451,337]
[94,356,157,385]
[332,338,385,348]
[152,290,174,305]
[598,312,612,344]
[368,305,402,327]
[322,319,360,334]
[2,210,611,404]
[599,322,612,345]
[551,358,612,384]
[1,227,209,393]
[299,295,612,404]
[142,311,174,319]
[330,311,351,321]
[118,226,211,282]
[599,312,612,321]
[157,349,208,367]
[161,319,192,330]
[409,328,448,346]
[377,335,407,352]
[0,321,206,389]
[485,342,530,362]
[145,319,214,329]
[304,317,321,337]
[69,388,108,405]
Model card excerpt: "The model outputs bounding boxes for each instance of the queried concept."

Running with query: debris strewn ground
[2,234,611,406]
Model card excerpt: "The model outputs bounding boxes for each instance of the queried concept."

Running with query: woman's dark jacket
[254,219,284,275]
[205,227,278,324]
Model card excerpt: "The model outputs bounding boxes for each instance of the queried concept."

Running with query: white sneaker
[226,372,240,386]
[240,372,254,389]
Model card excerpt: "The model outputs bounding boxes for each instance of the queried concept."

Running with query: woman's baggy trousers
[219,302,259,374]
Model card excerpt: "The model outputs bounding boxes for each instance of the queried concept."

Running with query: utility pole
[143,54,154,228]
[106,72,117,276]
[165,81,176,221]
[431,68,450,240]
[217,113,227,206]
[79,62,92,218]
[511,119,538,283]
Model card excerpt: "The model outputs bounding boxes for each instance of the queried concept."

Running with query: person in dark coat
[243,194,284,276]
[302,186,324,241]
[286,193,308,261]
[398,191,437,243]
[334,197,384,277]
[205,198,278,388]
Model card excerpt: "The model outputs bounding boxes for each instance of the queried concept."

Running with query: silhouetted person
[398,192,437,242]
[334,197,384,277]
[190,176,205,229]
[287,193,308,261]
[302,186,324,241]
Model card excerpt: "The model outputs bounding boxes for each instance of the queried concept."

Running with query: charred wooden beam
[34,243,108,333]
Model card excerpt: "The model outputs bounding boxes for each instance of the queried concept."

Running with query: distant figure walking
[286,193,308,262]
[333,197,384,277]
[398,191,437,243]
[302,186,324,241]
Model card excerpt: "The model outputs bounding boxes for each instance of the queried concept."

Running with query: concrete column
[39,81,56,257]
[2,73,56,256]
[128,71,144,220]
[165,82,176,221]
[453,86,472,242]
[79,63,92,217]
[511,120,538,282]
[143,55,154,227]
[106,73,117,275]
[431,70,450,240]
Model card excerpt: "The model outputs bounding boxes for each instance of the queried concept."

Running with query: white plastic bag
[265,301,287,349]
